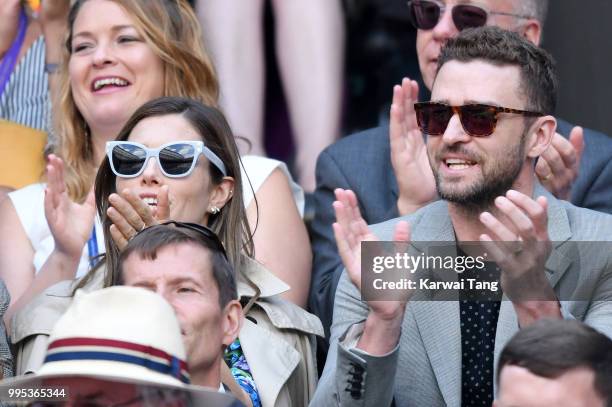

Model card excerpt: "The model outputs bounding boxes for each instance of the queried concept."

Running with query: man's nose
[432,6,461,43]
[442,113,470,145]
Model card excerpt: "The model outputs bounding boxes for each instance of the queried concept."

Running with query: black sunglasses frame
[407,0,533,31]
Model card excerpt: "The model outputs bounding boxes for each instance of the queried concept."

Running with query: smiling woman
[67,0,166,156]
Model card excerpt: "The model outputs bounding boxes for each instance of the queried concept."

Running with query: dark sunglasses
[407,0,532,31]
[137,221,228,260]
[414,102,543,137]
[106,141,227,179]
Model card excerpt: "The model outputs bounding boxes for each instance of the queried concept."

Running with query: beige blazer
[11,257,323,407]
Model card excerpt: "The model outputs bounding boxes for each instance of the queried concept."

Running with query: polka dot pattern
[459,261,502,407]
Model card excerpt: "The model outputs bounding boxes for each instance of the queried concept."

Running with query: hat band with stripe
[44,337,191,384]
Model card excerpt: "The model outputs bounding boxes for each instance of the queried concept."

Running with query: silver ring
[513,237,523,254]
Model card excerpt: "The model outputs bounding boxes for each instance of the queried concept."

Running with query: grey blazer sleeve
[309,149,353,338]
[310,272,399,407]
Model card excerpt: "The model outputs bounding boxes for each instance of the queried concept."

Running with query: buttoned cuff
[336,322,399,405]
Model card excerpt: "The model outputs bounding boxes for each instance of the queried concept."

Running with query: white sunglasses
[106,141,227,178]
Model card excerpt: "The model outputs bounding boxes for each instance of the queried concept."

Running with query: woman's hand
[38,0,70,25]
[44,154,96,261]
[107,186,170,250]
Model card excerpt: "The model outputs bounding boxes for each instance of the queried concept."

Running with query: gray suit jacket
[309,120,612,340]
[310,187,612,406]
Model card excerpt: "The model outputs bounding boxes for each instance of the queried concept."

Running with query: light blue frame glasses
[106,141,227,178]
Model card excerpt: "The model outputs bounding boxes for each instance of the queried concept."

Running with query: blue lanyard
[86,226,99,268]
[0,8,27,99]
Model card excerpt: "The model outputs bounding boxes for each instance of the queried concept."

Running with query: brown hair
[498,319,612,405]
[437,26,558,115]
[118,224,238,308]
[51,0,218,202]
[76,97,253,290]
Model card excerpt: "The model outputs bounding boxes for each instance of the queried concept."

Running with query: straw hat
[0,286,239,406]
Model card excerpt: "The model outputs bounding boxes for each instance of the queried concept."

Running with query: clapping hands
[478,190,554,302]
[44,154,96,260]
[536,127,584,200]
[333,188,411,319]
[390,78,437,216]
[106,186,170,250]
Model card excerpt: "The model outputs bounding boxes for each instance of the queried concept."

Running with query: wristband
[44,63,60,74]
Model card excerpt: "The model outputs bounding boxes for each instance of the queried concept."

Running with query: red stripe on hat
[48,337,189,372]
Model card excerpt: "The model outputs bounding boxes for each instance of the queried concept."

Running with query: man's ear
[221,300,243,347]
[520,18,542,46]
[526,115,556,158]
[209,176,235,212]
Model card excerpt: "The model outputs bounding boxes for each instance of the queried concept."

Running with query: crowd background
[183,0,611,191]
[4,0,608,197]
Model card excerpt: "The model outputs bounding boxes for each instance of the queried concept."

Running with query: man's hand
[479,190,561,325]
[536,127,584,200]
[107,186,170,250]
[333,188,411,354]
[390,78,437,216]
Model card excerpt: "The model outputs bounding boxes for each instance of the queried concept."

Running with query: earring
[209,206,220,214]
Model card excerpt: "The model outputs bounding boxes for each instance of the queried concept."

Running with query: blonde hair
[52,0,219,202]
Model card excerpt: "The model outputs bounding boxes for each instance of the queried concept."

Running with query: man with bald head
[310,0,612,340]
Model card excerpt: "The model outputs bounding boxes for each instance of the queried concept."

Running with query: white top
[8,155,302,275]
[241,155,304,216]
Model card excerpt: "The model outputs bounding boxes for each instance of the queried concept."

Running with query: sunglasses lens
[460,105,497,136]
[452,5,488,30]
[409,0,440,30]
[111,144,146,176]
[159,143,197,176]
[416,103,452,135]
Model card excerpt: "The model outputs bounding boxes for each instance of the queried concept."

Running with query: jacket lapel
[539,184,573,286]
[409,189,573,404]
[239,319,300,407]
[410,202,462,406]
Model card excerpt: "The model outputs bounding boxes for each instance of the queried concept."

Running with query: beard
[431,135,526,214]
